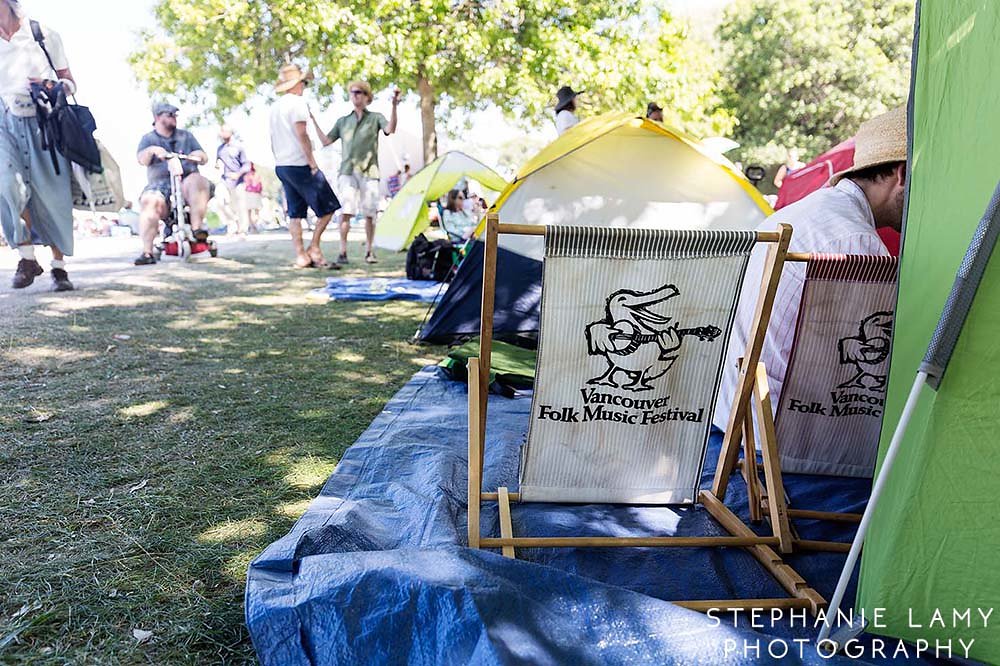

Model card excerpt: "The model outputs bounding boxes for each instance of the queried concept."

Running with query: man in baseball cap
[133,102,211,265]
[151,102,179,123]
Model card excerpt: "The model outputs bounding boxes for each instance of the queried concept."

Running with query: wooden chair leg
[467,357,482,549]
[700,491,825,615]
[751,363,793,554]
[712,225,792,499]
[742,406,762,523]
[497,487,515,559]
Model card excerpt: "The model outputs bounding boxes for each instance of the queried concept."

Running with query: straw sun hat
[275,64,313,93]
[830,105,907,185]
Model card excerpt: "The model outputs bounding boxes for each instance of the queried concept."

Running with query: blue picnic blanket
[311,277,445,302]
[245,368,961,666]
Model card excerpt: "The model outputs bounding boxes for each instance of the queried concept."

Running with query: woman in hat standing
[0,0,75,291]
[554,86,582,136]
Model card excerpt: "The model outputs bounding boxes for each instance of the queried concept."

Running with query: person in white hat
[714,105,908,429]
[269,64,341,269]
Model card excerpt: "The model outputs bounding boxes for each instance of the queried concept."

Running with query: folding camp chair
[736,254,899,550]
[467,213,826,614]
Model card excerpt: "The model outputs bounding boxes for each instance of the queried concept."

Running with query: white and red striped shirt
[713,179,890,431]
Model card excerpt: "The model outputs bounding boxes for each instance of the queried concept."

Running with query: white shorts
[337,173,380,217]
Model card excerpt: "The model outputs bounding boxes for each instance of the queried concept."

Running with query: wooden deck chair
[467,213,826,614]
[736,254,899,550]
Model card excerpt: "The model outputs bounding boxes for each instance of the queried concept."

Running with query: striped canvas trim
[546,226,757,260]
[806,254,899,283]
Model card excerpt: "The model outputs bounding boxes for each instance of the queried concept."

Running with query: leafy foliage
[717,0,913,161]
[129,0,734,157]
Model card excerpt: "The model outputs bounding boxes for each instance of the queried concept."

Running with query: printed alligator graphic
[837,311,894,391]
[585,284,722,392]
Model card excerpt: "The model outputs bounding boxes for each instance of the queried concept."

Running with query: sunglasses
[159,112,176,118]
[350,89,366,96]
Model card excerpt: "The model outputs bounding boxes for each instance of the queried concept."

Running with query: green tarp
[374,151,508,252]
[858,2,1000,662]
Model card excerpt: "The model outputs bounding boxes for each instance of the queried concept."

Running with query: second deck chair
[738,254,899,546]
[467,214,825,614]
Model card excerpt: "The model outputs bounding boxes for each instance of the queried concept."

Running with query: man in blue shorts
[134,103,212,265]
[269,64,341,268]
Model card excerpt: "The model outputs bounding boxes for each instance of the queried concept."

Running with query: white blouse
[713,179,891,430]
[0,16,69,116]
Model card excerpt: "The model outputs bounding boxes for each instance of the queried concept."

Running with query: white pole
[817,370,929,651]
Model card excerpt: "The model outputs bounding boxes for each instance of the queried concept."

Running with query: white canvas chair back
[519,226,758,504]
[775,254,899,477]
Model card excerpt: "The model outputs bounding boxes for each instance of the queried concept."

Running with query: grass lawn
[0,234,447,664]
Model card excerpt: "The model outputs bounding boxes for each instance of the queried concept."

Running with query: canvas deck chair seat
[738,254,899,547]
[466,213,827,614]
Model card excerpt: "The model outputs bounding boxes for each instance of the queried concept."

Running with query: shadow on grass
[0,238,449,664]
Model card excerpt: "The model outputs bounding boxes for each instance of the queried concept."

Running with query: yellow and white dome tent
[418,112,772,343]
[374,151,509,253]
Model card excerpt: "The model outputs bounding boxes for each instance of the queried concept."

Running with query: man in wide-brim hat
[275,63,313,94]
[554,85,582,136]
[714,105,908,429]
[268,63,341,269]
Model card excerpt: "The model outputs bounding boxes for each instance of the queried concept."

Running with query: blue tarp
[246,368,956,665]
[417,241,542,343]
[311,277,446,303]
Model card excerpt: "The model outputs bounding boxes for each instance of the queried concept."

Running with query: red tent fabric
[774,139,855,210]
[774,138,899,257]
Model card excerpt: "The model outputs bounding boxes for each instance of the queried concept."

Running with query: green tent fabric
[438,338,536,395]
[374,151,509,252]
[857,2,1000,662]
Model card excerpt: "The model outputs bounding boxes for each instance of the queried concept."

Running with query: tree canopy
[717,0,913,163]
[129,0,733,162]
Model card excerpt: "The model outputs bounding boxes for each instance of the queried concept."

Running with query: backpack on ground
[406,234,453,282]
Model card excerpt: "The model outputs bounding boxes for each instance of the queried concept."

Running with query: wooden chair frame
[466,213,826,614]
[734,255,886,550]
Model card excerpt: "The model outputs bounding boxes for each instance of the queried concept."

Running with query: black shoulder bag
[28,19,103,175]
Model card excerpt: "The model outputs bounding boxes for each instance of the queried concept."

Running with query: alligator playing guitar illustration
[584,284,722,392]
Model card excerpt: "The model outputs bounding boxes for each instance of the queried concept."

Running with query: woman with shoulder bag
[0,0,75,291]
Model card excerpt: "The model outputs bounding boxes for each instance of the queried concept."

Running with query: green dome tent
[820,3,1000,662]
[374,151,509,252]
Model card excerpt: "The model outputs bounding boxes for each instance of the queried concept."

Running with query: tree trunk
[417,75,437,164]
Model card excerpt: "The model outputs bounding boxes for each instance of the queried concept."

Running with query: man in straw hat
[714,105,908,429]
[315,80,400,265]
[269,64,341,268]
